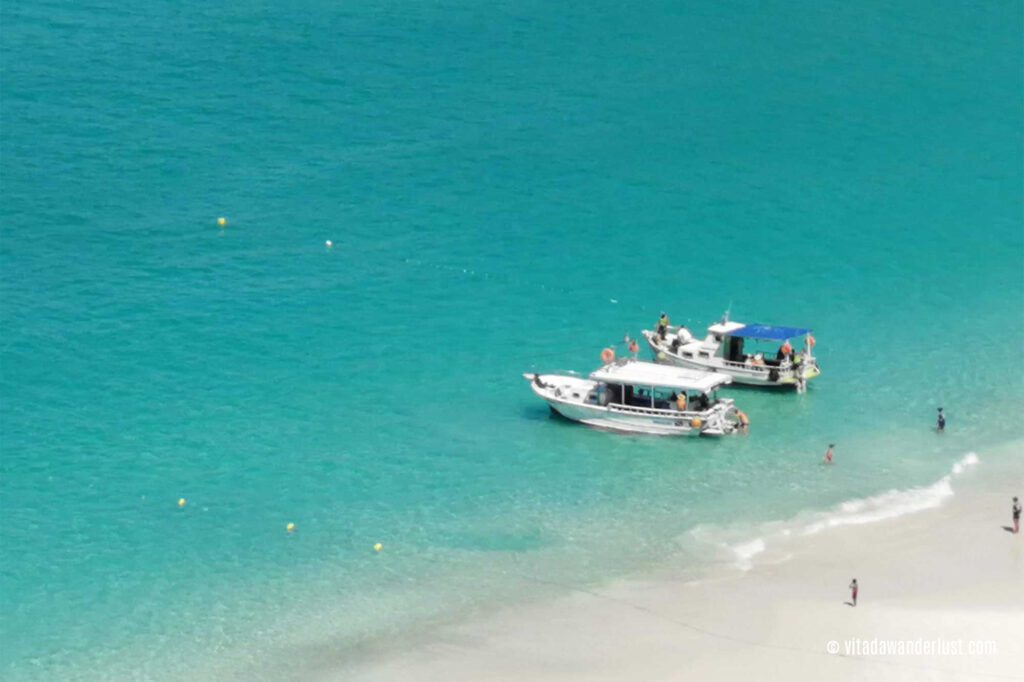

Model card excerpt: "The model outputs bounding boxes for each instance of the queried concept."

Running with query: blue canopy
[729,324,810,341]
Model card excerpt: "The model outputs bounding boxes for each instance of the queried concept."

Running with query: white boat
[642,317,820,390]
[523,358,746,436]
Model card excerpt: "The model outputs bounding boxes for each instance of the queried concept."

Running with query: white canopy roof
[589,360,733,392]
[707,321,746,334]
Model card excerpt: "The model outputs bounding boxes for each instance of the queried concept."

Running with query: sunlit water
[2,0,1021,678]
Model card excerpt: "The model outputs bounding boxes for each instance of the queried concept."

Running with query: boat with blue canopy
[641,313,821,390]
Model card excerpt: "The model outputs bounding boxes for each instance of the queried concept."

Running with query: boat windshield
[606,385,714,410]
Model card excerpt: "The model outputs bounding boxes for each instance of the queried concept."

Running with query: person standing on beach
[823,444,834,464]
[936,408,946,432]
[849,579,858,606]
[1013,497,1021,534]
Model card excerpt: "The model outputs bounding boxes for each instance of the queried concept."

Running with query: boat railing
[608,403,719,418]
[649,329,817,372]
[720,357,817,372]
[719,358,783,372]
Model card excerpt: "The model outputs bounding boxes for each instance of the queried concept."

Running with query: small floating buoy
[286,522,295,532]
[325,240,332,247]
[177,498,186,507]
[689,417,702,428]
[217,217,226,226]
[374,542,382,552]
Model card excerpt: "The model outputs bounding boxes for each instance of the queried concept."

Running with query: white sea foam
[685,453,980,572]
[729,538,766,570]
[801,477,954,535]
[951,451,979,474]
[802,451,977,535]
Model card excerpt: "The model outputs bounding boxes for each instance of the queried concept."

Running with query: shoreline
[336,445,1024,681]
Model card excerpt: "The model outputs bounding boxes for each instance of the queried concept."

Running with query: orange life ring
[806,333,816,347]
[601,347,615,363]
[689,417,702,428]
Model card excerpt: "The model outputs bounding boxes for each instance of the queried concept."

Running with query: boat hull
[523,373,739,436]
[643,332,820,388]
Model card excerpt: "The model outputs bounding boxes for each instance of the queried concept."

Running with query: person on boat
[776,339,793,360]
[823,444,834,464]
[675,392,687,411]
[676,325,693,343]
[937,407,946,432]
[1012,497,1020,534]
[656,313,670,340]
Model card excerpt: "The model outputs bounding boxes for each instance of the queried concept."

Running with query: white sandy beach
[340,451,1024,682]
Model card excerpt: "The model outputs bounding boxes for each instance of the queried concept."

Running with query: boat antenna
[722,303,732,324]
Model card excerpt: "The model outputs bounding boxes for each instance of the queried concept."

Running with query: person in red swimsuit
[849,579,858,607]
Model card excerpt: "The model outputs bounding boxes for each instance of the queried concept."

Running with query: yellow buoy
[657,352,666,360]
[217,217,227,226]
[689,417,701,428]
[374,543,382,552]
[177,498,186,507]
[286,522,295,532]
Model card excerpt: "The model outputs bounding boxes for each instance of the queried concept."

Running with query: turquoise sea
[2,0,1022,679]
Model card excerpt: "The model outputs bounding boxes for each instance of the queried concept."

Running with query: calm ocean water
[2,0,1022,678]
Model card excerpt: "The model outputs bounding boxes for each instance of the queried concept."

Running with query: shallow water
[2,0,1022,678]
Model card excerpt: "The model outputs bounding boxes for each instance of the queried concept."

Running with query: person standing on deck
[656,313,670,341]
[776,338,793,360]
[937,408,946,432]
[675,392,687,411]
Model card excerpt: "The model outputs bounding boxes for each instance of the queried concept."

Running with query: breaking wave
[685,452,979,572]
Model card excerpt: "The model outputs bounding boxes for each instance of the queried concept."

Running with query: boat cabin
[587,360,732,413]
[668,322,813,367]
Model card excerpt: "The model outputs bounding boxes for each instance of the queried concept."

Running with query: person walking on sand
[1013,497,1021,534]
[823,444,834,464]
[849,579,858,606]
[936,407,946,432]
